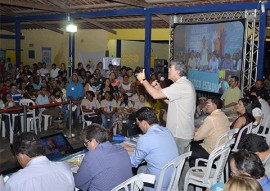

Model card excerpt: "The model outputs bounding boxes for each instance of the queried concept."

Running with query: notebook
[40,133,75,161]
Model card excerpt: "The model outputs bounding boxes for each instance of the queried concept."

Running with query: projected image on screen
[173,21,244,94]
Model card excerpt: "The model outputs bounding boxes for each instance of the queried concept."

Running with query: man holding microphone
[137,60,196,154]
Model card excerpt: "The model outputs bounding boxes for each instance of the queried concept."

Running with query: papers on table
[122,138,138,147]
[63,153,85,173]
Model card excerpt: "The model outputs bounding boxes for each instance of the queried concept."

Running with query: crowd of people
[1,57,270,191]
[0,59,169,135]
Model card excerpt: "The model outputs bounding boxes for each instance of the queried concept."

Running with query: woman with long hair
[230,97,255,130]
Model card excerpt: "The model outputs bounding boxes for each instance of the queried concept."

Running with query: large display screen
[173,20,244,94]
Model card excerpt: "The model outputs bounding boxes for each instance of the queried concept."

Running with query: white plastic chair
[2,106,22,139]
[80,105,92,129]
[19,99,40,134]
[214,128,238,182]
[38,112,52,131]
[257,115,270,146]
[35,101,52,131]
[0,114,13,144]
[1,112,17,144]
[214,128,238,149]
[111,173,155,191]
[156,151,192,191]
[184,139,234,191]
[232,122,253,152]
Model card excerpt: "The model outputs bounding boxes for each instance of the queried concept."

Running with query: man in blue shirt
[66,73,84,102]
[36,86,60,119]
[123,107,179,191]
[74,124,133,191]
[66,73,84,125]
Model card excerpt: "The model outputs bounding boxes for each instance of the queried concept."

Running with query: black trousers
[84,115,102,125]
[189,141,210,167]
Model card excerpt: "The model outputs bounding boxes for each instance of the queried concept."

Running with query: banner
[78,50,105,70]
[42,47,51,66]
[188,69,219,93]
[103,57,121,70]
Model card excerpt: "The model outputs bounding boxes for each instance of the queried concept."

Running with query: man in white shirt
[137,60,196,154]
[39,63,49,77]
[50,64,60,78]
[3,132,75,191]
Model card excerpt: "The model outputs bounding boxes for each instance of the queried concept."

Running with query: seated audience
[189,97,230,167]
[9,83,22,104]
[119,74,134,98]
[210,149,269,191]
[230,98,255,130]
[126,94,147,136]
[222,76,242,110]
[115,93,132,134]
[36,86,61,120]
[50,64,60,79]
[145,96,163,120]
[81,91,101,124]
[127,67,136,84]
[2,92,21,135]
[123,107,178,190]
[50,88,68,128]
[3,132,75,191]
[109,72,120,87]
[250,90,270,133]
[100,78,115,100]
[238,134,270,177]
[84,75,98,95]
[249,95,262,133]
[100,91,117,128]
[229,150,270,191]
[95,61,106,77]
[74,124,132,191]
[250,79,270,104]
[196,96,207,116]
[132,94,147,112]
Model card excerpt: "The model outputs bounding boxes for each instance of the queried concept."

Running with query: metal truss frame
[169,10,260,93]
[241,10,260,94]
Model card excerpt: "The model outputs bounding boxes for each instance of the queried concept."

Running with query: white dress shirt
[3,156,75,191]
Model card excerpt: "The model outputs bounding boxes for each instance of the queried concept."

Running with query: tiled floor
[0,121,85,174]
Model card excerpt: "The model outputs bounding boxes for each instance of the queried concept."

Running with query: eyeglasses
[83,140,90,147]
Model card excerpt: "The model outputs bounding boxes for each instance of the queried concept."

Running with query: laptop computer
[40,133,75,161]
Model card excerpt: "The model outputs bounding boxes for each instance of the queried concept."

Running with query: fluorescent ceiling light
[66,23,77,32]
